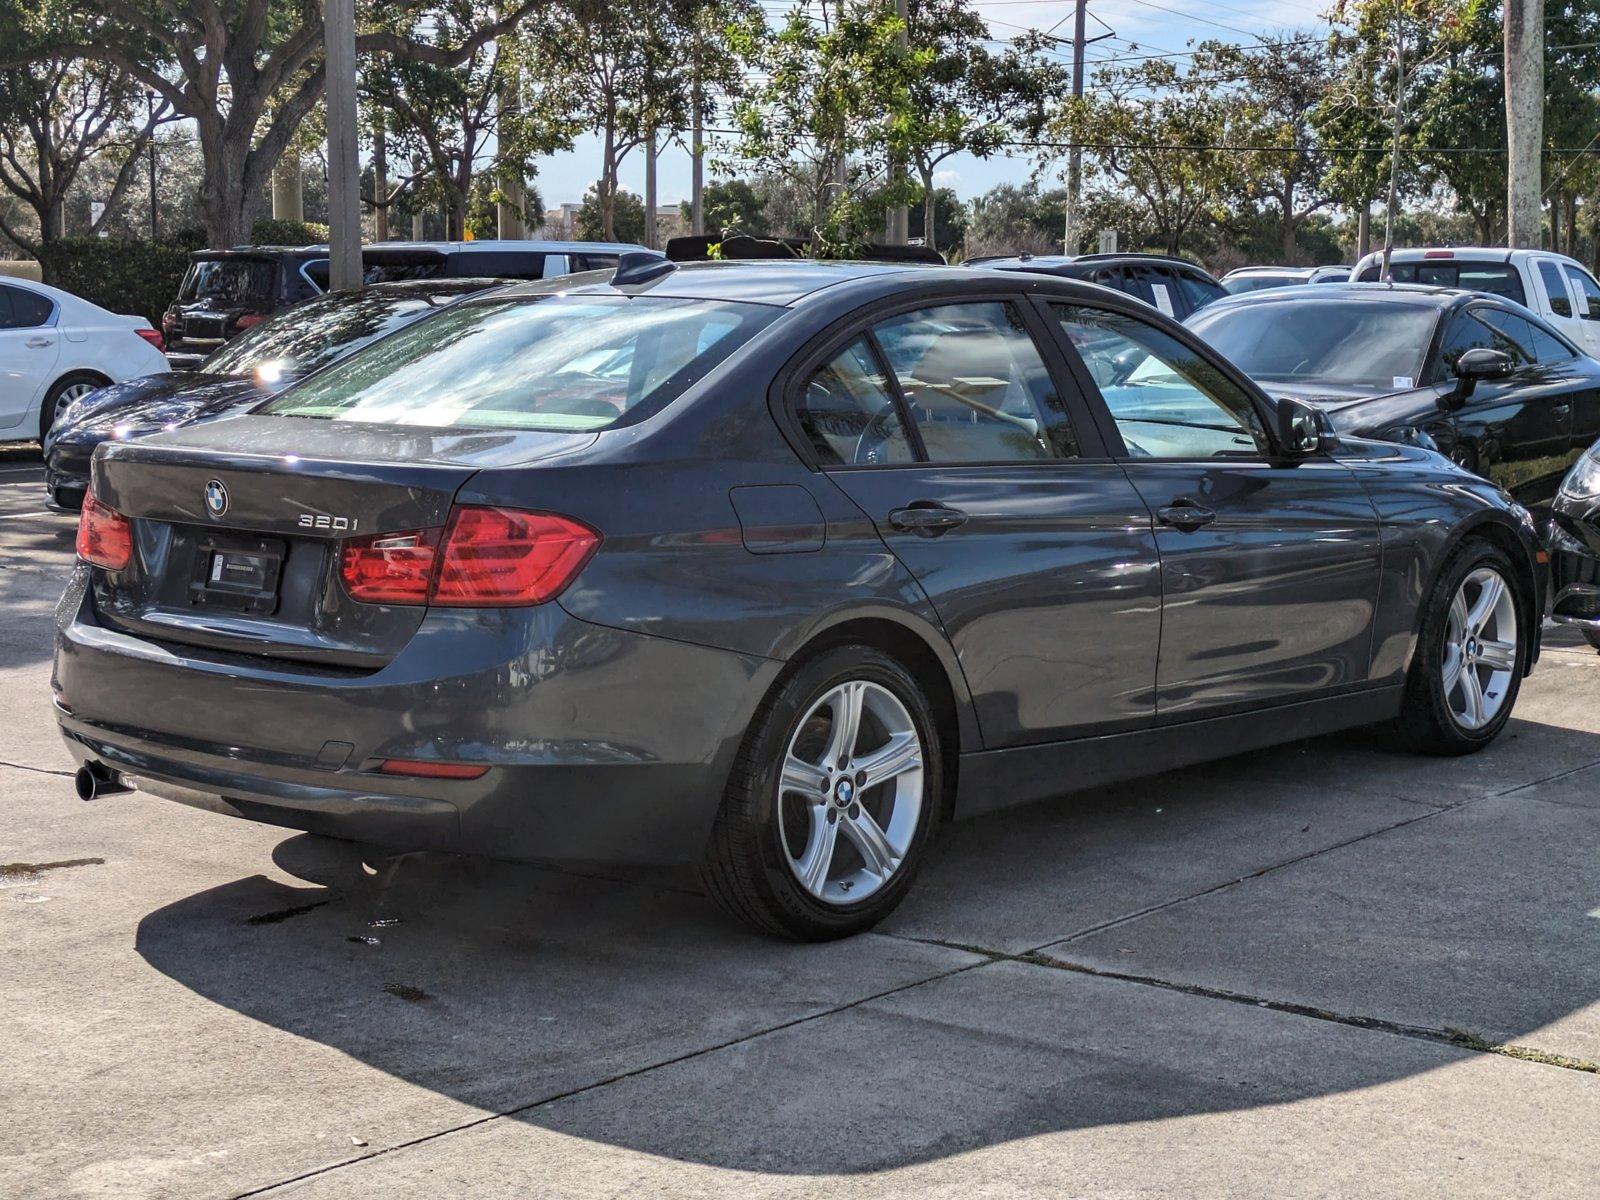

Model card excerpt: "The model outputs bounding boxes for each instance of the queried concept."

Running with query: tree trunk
[1564,192,1578,256]
[197,121,259,247]
[373,120,390,241]
[644,129,657,250]
[1551,190,1562,252]
[920,166,937,253]
[1357,203,1370,259]
[1281,183,1296,262]
[1504,0,1544,248]
[272,152,304,221]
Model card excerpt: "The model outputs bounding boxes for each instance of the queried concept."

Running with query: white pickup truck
[1350,247,1600,358]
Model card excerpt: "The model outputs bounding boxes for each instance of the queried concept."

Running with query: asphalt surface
[2,446,1598,1198]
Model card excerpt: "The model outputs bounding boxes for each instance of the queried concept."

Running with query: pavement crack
[0,856,104,880]
[0,758,74,779]
[230,951,994,1199]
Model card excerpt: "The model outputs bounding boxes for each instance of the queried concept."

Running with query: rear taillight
[339,506,599,607]
[234,314,266,331]
[76,492,133,570]
[134,327,165,352]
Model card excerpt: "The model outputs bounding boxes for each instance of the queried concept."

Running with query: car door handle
[1553,401,1572,414]
[1157,501,1217,531]
[888,504,968,536]
[25,336,52,349]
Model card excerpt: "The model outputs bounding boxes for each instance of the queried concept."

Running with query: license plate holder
[188,534,286,615]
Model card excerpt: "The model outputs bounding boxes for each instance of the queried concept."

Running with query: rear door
[1532,257,1590,350]
[1047,301,1383,719]
[793,294,1161,748]
[0,284,59,431]
[1560,262,1600,358]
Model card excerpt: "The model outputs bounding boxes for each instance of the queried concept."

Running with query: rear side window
[576,254,621,273]
[873,302,1079,462]
[1054,304,1266,459]
[1563,264,1600,319]
[181,259,277,305]
[1132,267,1182,318]
[1538,261,1573,317]
[0,285,52,327]
[795,337,914,466]
[1176,270,1226,312]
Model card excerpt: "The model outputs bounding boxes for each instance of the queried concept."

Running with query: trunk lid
[90,416,597,668]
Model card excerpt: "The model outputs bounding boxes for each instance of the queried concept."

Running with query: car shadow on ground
[130,715,1600,1175]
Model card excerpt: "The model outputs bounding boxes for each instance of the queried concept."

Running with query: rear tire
[1388,537,1526,755]
[699,645,942,940]
[40,372,109,443]
[1583,628,1600,653]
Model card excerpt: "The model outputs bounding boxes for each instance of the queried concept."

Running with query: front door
[791,297,1161,748]
[1560,262,1600,359]
[1047,301,1383,719]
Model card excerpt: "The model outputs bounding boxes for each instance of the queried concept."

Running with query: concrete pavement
[2,456,1597,1198]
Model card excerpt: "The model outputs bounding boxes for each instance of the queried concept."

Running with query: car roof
[1224,265,1314,276]
[359,277,513,297]
[1196,282,1473,312]
[364,239,651,255]
[490,258,943,307]
[1353,246,1590,268]
[973,251,1207,272]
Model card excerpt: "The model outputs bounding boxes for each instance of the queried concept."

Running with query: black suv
[970,252,1227,320]
[162,247,327,370]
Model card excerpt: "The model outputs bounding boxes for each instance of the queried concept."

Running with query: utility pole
[691,25,705,236]
[146,91,158,238]
[645,129,659,250]
[324,0,363,289]
[1505,0,1544,247]
[1064,0,1088,256]
[886,0,910,245]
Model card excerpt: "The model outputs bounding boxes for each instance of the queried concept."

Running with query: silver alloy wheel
[777,680,924,905]
[1441,566,1518,731]
[58,382,97,404]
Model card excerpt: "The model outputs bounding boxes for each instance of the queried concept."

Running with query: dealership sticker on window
[1392,376,1414,389]
[1151,285,1176,317]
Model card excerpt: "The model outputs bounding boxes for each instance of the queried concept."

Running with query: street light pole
[1064,0,1087,256]
[146,91,158,239]
[324,0,363,290]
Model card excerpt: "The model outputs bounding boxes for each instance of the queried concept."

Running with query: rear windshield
[181,258,278,305]
[260,295,779,431]
[202,290,453,377]
[1189,300,1438,391]
[1355,260,1527,304]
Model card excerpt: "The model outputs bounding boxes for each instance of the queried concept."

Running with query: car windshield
[202,291,450,378]
[180,258,277,305]
[260,295,779,431]
[1222,275,1298,295]
[1189,300,1437,391]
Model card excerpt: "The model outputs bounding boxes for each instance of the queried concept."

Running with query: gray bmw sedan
[57,259,1545,939]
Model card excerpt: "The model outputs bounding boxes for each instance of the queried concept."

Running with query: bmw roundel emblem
[204,479,229,517]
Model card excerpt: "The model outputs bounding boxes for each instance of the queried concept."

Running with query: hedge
[251,218,329,246]
[37,231,206,325]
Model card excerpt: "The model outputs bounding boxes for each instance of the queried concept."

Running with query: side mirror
[1445,347,1515,410]
[1273,396,1333,458]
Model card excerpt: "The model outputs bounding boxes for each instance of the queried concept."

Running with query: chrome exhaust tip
[75,763,131,802]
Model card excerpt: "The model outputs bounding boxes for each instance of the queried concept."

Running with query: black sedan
[60,260,1542,940]
[1186,283,1600,513]
[1549,438,1600,648]
[44,278,505,510]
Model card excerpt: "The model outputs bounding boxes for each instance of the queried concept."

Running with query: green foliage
[908,186,968,252]
[36,231,204,324]
[684,178,770,237]
[251,218,329,246]
[577,184,645,243]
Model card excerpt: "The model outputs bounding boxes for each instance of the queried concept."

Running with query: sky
[531,0,1325,210]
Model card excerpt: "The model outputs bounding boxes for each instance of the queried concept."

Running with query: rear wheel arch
[40,370,112,442]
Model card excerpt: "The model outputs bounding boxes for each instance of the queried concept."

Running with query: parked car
[1349,247,1600,358]
[0,277,167,444]
[44,278,507,511]
[164,241,656,369]
[356,240,656,286]
[1221,265,1350,294]
[162,246,329,370]
[60,260,1544,940]
[1187,283,1600,513]
[969,252,1227,320]
[1547,437,1600,648]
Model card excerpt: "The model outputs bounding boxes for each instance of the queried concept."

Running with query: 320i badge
[55,258,1545,940]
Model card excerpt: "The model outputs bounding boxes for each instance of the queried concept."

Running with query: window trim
[1034,294,1290,463]
[773,286,1117,472]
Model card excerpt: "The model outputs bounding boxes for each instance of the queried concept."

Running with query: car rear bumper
[45,440,92,509]
[54,569,781,864]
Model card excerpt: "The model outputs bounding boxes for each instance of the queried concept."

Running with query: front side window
[1055,304,1265,459]
[873,302,1078,462]
[1434,311,1503,375]
[796,337,913,466]
[262,296,777,432]
[1563,264,1600,320]
[1477,307,1575,365]
[1538,261,1573,317]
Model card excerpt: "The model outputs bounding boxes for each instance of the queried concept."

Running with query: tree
[899,0,1059,252]
[726,0,927,249]
[577,184,645,242]
[907,185,966,251]
[1195,35,1336,262]
[1045,57,1241,256]
[683,177,769,236]
[20,0,542,246]
[964,181,1066,257]
[0,20,169,252]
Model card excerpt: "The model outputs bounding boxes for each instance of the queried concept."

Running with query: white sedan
[0,277,169,444]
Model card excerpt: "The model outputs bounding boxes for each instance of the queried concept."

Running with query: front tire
[1388,537,1525,755]
[699,646,942,940]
